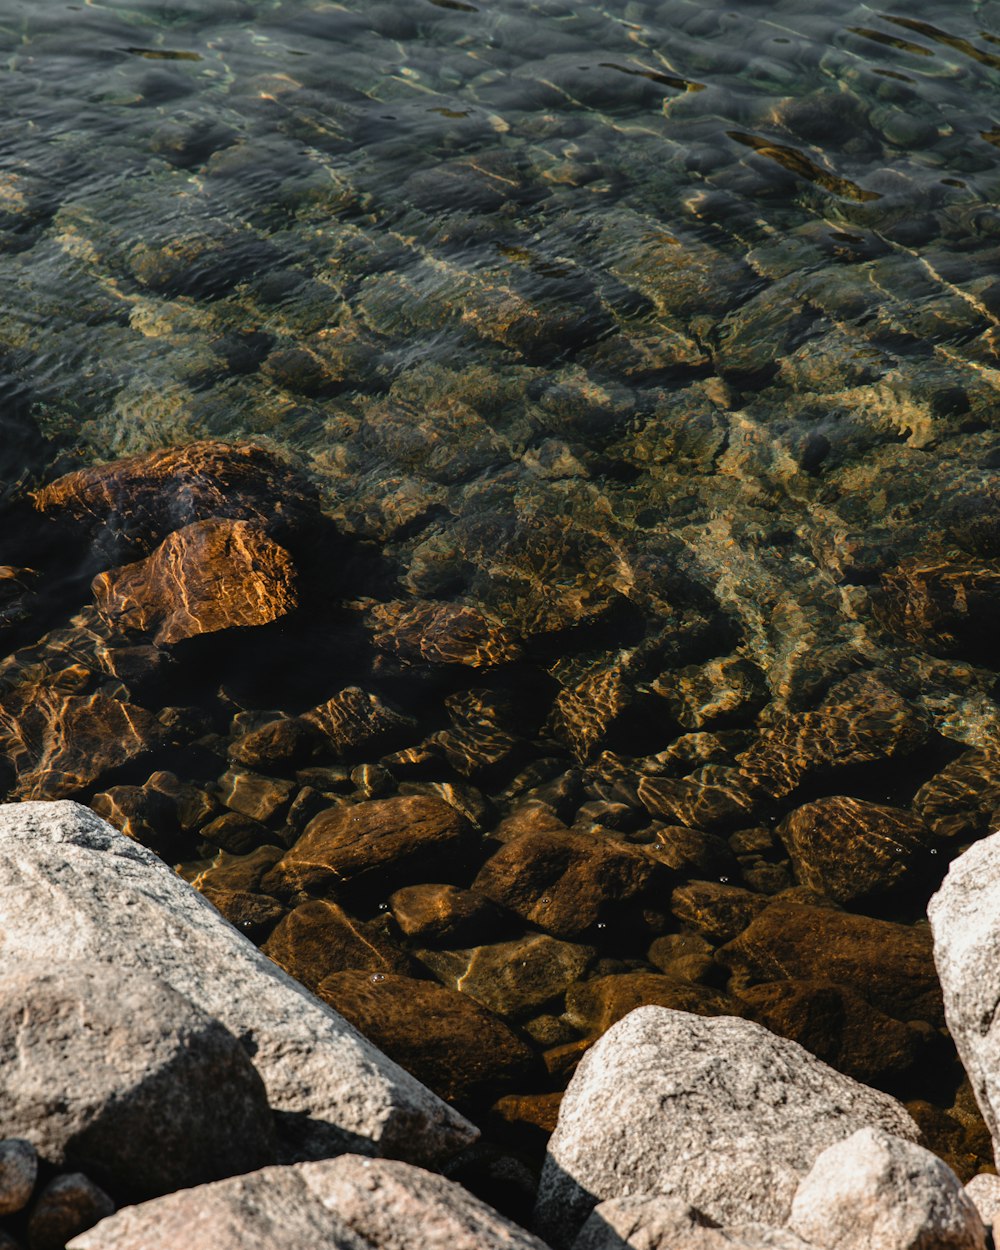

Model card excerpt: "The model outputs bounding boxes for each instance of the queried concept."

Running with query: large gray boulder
[534,1007,920,1247]
[0,801,475,1166]
[929,829,1000,1159]
[788,1128,985,1250]
[68,1155,552,1250]
[573,1196,811,1250]
[0,962,273,1197]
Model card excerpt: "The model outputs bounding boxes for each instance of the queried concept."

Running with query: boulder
[267,796,472,896]
[262,901,412,992]
[965,1174,1000,1227]
[718,902,943,1025]
[29,1174,114,1250]
[0,962,273,1197]
[67,1156,550,1250]
[92,518,298,646]
[0,1138,37,1215]
[0,802,476,1167]
[389,884,503,947]
[564,973,740,1037]
[788,1127,985,1250]
[929,829,1000,1158]
[534,1006,919,1246]
[573,1196,811,1250]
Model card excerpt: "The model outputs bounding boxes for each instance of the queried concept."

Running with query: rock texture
[788,1128,985,1250]
[0,801,476,1167]
[0,962,273,1197]
[965,1174,1000,1227]
[92,518,298,645]
[30,1174,114,1250]
[574,1196,811,1250]
[534,1006,920,1246]
[929,829,1000,1159]
[67,1156,551,1250]
[0,1139,37,1215]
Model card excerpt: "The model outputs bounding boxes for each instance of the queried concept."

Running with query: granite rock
[573,1196,812,1250]
[29,1174,114,1250]
[0,1139,37,1216]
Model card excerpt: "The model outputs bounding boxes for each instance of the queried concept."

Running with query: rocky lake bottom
[2,0,1000,1225]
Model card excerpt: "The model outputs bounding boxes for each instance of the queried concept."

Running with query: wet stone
[778,796,935,907]
[473,828,666,940]
[27,1174,114,1250]
[265,795,473,897]
[718,903,943,1026]
[315,971,539,1108]
[89,785,180,858]
[199,887,286,941]
[638,766,760,832]
[92,519,298,647]
[218,771,294,826]
[913,748,1000,840]
[646,825,739,880]
[228,718,320,772]
[262,899,411,992]
[368,599,523,668]
[670,880,772,944]
[302,687,417,757]
[419,934,594,1020]
[653,655,768,731]
[389,884,505,948]
[491,803,569,844]
[874,558,1000,655]
[0,1139,37,1216]
[564,973,741,1038]
[189,845,284,896]
[199,811,272,856]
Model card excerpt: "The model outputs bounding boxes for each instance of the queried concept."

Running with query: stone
[913,749,1000,840]
[718,903,943,1025]
[0,962,273,1198]
[218,770,295,824]
[419,934,593,1020]
[88,785,180,858]
[200,886,285,940]
[267,796,473,896]
[929,830,1000,1160]
[965,1174,1000,1226]
[874,558,1000,654]
[68,1156,550,1250]
[564,973,740,1037]
[92,519,298,646]
[199,811,272,855]
[29,1174,114,1250]
[574,1196,812,1250]
[316,972,538,1107]
[262,900,412,992]
[303,688,417,756]
[0,802,476,1167]
[0,1139,37,1216]
[368,599,523,667]
[788,1127,985,1250]
[534,1006,920,1246]
[473,829,664,940]
[388,884,504,947]
[646,826,738,879]
[145,771,219,831]
[777,796,934,906]
[638,767,759,831]
[670,880,771,943]
[33,440,320,561]
[229,718,321,771]
[653,655,768,732]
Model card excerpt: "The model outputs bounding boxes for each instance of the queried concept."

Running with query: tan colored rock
[93,518,298,646]
[30,1174,114,1250]
[564,972,740,1037]
[0,1139,37,1216]
[368,599,523,667]
[262,900,412,992]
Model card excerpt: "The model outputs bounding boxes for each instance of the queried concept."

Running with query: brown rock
[653,655,767,730]
[564,972,740,1037]
[303,687,416,756]
[217,771,295,825]
[145,771,219,831]
[315,971,538,1106]
[0,685,164,801]
[369,599,523,667]
[492,803,568,843]
[27,1174,114,1250]
[913,748,1000,839]
[92,519,298,647]
[778,796,934,906]
[718,903,943,1025]
[419,934,593,1020]
[670,880,771,943]
[89,785,179,858]
[188,845,285,896]
[199,888,285,941]
[638,766,759,831]
[646,826,738,879]
[473,829,665,940]
[389,884,504,948]
[738,979,934,1092]
[33,440,319,558]
[198,812,272,856]
[228,718,320,772]
[267,795,473,896]
[490,1093,563,1151]
[874,558,1000,653]
[262,900,412,992]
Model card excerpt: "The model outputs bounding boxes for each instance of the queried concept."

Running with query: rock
[534,1006,920,1245]
[0,685,165,801]
[218,770,295,824]
[874,558,1000,654]
[29,1174,114,1250]
[913,749,1000,840]
[0,802,476,1167]
[88,785,180,858]
[266,796,473,896]
[368,599,523,667]
[389,884,504,947]
[303,688,417,757]
[788,1127,985,1250]
[316,971,538,1107]
[68,1156,550,1250]
[145,770,219,831]
[738,980,934,1092]
[653,655,767,732]
[929,829,1000,1160]
[638,767,759,831]
[229,718,321,771]
[564,973,740,1036]
[199,811,272,855]
[33,440,319,561]
[200,886,285,940]
[262,900,412,992]
[646,826,738,879]
[419,934,593,1020]
[0,962,273,1197]
[573,1195,812,1250]
[0,1139,37,1216]
[777,796,934,906]
[92,519,298,646]
[965,1174,1000,1226]
[670,880,770,943]
[473,828,664,940]
[718,903,943,1025]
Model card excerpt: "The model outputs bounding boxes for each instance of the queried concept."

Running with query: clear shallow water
[2,0,1000,1180]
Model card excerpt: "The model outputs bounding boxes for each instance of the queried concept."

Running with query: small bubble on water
[370,973,386,983]
[930,849,938,855]
[540,896,551,904]
[596,922,608,930]
[719,875,729,883]
[377,902,389,911]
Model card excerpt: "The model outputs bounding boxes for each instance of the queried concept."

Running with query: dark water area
[2,0,1000,1200]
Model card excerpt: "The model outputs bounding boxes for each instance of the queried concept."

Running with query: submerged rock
[534,1006,919,1246]
[262,900,412,992]
[0,1139,37,1216]
[30,1173,114,1250]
